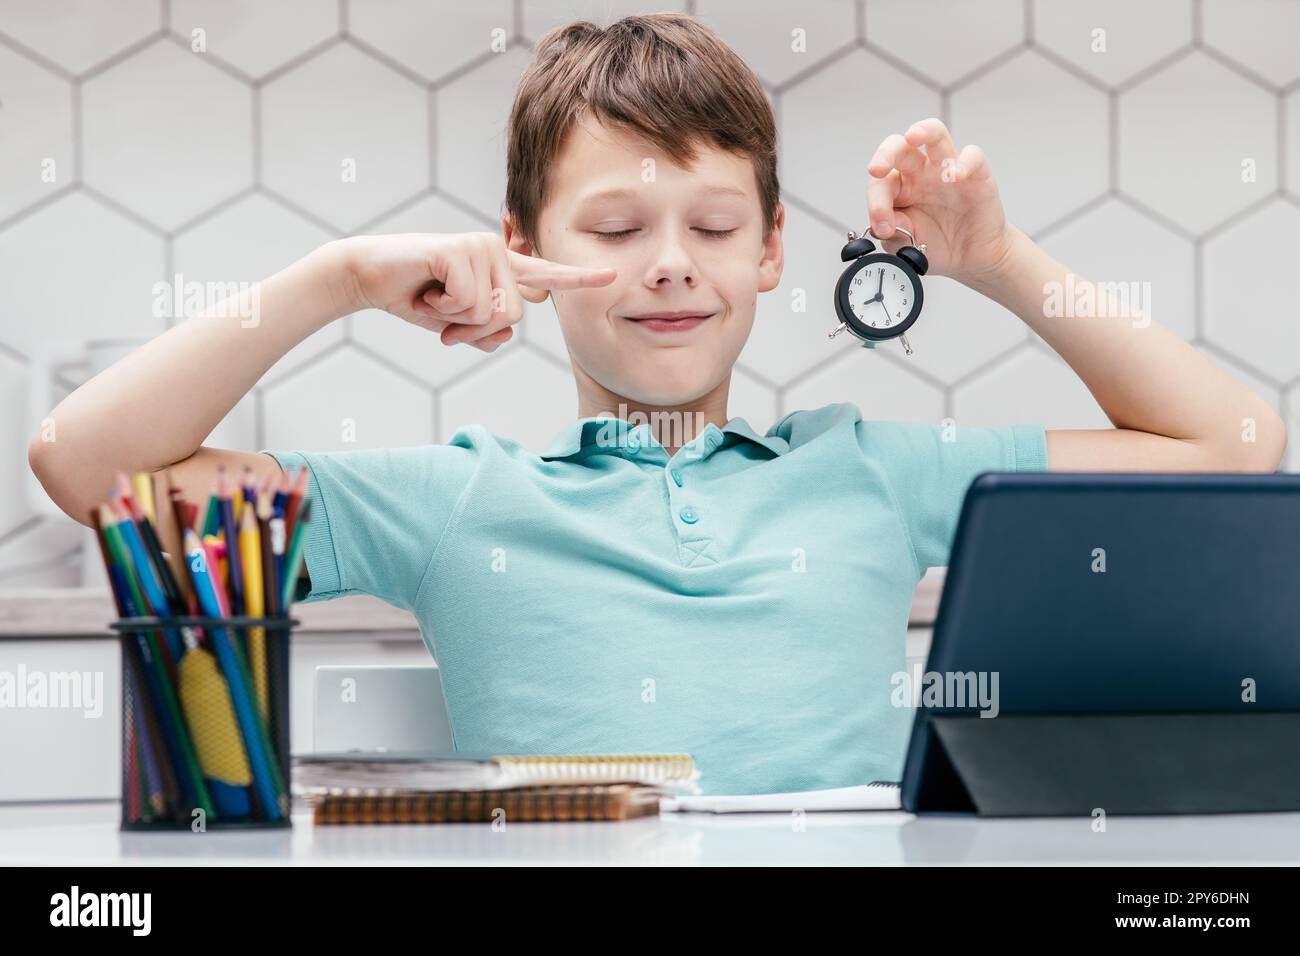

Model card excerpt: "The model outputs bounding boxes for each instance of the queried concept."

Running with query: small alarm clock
[828,225,928,355]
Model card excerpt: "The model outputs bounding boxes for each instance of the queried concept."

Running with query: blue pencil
[184,529,283,821]
[216,469,245,617]
[110,495,184,664]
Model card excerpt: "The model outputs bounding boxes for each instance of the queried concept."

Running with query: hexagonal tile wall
[82,39,254,231]
[0,42,73,223]
[2,0,1298,587]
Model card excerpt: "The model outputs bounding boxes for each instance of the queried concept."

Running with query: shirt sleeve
[857,420,1049,573]
[260,442,479,611]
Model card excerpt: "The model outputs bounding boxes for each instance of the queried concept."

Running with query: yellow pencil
[131,472,156,524]
[239,503,268,717]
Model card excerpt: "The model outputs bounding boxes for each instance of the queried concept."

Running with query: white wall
[3,0,1299,585]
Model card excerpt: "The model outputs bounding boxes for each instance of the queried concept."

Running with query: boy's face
[509,116,783,410]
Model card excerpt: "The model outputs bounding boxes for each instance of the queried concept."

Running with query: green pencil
[280,499,312,610]
[102,512,215,820]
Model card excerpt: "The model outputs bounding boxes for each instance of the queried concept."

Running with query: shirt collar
[539,415,789,462]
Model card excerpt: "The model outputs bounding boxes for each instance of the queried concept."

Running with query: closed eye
[592,228,737,242]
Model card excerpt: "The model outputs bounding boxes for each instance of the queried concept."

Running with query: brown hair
[505,13,779,251]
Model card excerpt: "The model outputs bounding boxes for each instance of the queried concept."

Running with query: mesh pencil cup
[112,614,296,830]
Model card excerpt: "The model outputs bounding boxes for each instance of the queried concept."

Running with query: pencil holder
[111,614,297,831]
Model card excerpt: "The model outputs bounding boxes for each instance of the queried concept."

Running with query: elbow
[27,426,91,527]
[27,428,53,485]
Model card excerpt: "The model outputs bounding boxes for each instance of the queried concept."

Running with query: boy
[30,15,1284,795]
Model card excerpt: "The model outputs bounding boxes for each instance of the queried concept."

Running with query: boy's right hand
[340,232,617,352]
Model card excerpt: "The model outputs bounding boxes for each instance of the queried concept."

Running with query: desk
[3,802,1299,865]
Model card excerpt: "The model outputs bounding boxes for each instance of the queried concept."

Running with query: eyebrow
[574,185,750,205]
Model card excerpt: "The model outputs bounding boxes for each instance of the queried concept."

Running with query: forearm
[30,240,355,506]
[968,226,1285,464]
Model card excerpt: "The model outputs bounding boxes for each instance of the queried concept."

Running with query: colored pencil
[184,529,285,821]
[280,498,311,609]
[101,509,214,818]
[239,503,269,717]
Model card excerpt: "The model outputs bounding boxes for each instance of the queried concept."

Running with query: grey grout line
[75,29,166,84]
[342,32,435,89]
[259,335,351,392]
[1107,90,1119,190]
[0,30,75,80]
[78,184,168,238]
[256,185,349,238]
[946,336,1034,395]
[1198,191,1281,243]
[1197,41,1282,96]
[1114,43,1194,95]
[0,515,44,550]
[428,87,438,191]
[777,190,853,237]
[520,340,572,376]
[771,39,864,96]
[1279,92,1288,195]
[945,41,1031,95]
[0,547,83,586]
[1030,191,1113,243]
[1110,191,1199,243]
[353,187,439,235]
[168,185,257,238]
[732,361,780,392]
[1,0,1299,501]
[778,339,859,394]
[430,187,501,231]
[255,33,344,88]
[872,340,951,394]
[1027,41,1111,95]
[70,79,82,185]
[345,338,441,395]
[1193,238,1205,341]
[254,386,266,451]
[250,84,261,187]
[0,184,75,233]
[858,38,945,93]
[431,388,441,444]
[162,28,255,85]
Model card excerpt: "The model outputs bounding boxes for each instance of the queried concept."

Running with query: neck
[574,366,731,455]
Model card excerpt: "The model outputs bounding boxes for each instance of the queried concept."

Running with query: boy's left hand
[867,118,1015,289]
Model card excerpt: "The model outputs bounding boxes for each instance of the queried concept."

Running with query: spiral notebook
[294,752,698,824]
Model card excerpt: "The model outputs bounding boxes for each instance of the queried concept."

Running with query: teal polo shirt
[267,403,1047,794]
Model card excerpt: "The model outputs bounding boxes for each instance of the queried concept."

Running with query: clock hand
[876,272,884,298]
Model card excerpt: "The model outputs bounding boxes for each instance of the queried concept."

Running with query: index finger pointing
[507,249,617,289]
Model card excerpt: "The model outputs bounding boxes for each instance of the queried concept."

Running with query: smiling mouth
[622,311,716,333]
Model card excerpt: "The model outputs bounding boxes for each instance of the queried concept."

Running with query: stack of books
[293,752,700,824]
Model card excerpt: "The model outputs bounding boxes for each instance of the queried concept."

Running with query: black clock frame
[836,252,924,342]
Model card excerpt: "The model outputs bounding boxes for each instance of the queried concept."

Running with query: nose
[643,227,698,289]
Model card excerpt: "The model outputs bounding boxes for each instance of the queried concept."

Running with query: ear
[756,201,785,294]
[502,214,550,304]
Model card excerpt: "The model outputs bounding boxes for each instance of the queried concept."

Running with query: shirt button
[679,506,700,524]
[670,469,683,487]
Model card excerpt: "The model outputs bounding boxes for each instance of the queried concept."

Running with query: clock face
[841,255,921,337]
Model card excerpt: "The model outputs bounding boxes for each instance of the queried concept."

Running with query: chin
[612,366,725,408]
